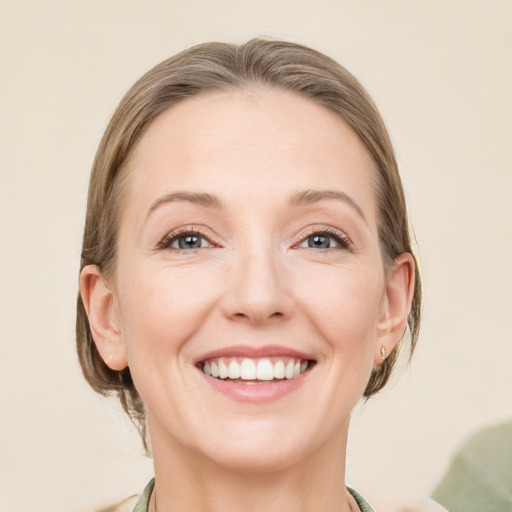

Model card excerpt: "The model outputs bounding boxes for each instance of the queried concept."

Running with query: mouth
[194,345,317,401]
[198,356,315,384]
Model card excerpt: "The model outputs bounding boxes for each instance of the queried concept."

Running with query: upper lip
[194,344,316,364]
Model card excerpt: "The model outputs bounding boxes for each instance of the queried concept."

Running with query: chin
[205,444,308,474]
[194,422,321,474]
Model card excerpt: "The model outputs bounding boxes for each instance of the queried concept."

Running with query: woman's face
[104,88,401,470]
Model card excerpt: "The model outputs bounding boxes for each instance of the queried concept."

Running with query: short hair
[77,38,422,449]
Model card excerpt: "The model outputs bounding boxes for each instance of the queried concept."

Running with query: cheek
[116,263,222,363]
[295,262,384,351]
[310,265,385,404]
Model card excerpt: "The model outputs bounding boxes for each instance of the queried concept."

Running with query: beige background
[1,1,511,511]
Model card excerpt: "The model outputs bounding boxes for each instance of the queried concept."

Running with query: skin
[81,87,414,512]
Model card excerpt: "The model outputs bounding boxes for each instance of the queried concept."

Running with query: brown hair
[77,38,422,448]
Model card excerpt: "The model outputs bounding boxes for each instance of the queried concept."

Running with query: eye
[158,231,213,250]
[297,229,351,250]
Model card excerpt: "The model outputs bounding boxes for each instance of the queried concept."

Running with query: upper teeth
[202,358,309,381]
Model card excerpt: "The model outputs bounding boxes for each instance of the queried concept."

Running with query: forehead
[122,87,378,222]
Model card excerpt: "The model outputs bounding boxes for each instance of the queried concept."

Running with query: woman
[77,39,421,512]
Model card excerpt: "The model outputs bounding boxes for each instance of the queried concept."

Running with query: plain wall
[1,1,511,511]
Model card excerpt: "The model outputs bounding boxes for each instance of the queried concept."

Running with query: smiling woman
[77,39,421,512]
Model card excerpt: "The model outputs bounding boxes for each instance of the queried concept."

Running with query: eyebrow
[290,189,367,222]
[146,188,366,222]
[147,191,222,216]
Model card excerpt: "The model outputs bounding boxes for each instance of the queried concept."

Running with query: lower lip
[198,368,313,403]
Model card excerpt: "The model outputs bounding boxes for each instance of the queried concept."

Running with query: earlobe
[79,265,128,371]
[374,253,415,366]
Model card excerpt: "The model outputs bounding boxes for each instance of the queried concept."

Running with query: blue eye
[159,232,212,250]
[308,234,334,248]
[298,230,350,250]
[174,234,207,249]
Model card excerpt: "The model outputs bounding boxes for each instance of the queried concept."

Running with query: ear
[374,253,415,366]
[79,265,128,371]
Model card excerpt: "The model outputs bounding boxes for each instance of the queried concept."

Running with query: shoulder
[130,478,155,512]
[94,479,154,512]
[348,487,375,512]
[93,495,139,512]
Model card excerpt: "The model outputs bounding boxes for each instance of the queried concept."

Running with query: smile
[201,357,310,383]
[195,345,317,402]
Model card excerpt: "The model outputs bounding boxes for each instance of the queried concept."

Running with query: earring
[381,346,387,360]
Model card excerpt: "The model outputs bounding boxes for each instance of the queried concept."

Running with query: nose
[220,244,294,325]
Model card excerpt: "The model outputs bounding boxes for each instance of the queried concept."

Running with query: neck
[148,422,358,512]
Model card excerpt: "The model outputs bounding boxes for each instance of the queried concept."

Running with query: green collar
[132,479,375,512]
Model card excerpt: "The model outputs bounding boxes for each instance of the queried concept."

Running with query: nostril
[230,310,285,322]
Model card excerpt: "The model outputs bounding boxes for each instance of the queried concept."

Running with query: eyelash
[157,227,216,251]
[295,226,351,251]
[157,226,351,252]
